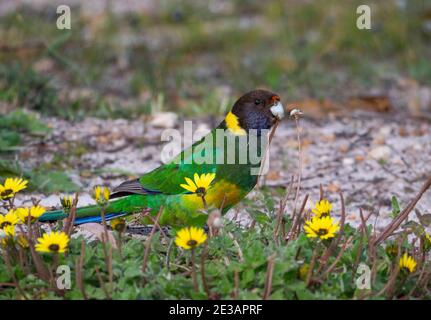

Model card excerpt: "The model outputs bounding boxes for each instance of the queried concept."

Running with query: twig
[376,238,402,298]
[321,236,353,279]
[306,247,319,287]
[95,266,111,299]
[289,194,309,241]
[190,249,199,292]
[100,233,113,291]
[408,261,428,297]
[373,176,431,246]
[233,270,239,299]
[358,208,372,239]
[316,192,346,273]
[64,193,79,237]
[165,238,175,273]
[262,253,276,300]
[2,251,28,300]
[228,232,244,262]
[141,206,164,275]
[75,240,87,299]
[19,223,50,281]
[274,177,294,242]
[257,121,279,188]
[144,214,168,242]
[291,115,303,227]
[200,242,210,298]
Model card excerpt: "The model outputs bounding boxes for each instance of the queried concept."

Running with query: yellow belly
[182,180,243,211]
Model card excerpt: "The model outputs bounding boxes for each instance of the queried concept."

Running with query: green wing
[111,130,219,197]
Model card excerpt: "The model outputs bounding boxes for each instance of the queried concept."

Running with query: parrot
[39,89,285,227]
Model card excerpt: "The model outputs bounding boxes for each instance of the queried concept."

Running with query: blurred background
[0,0,430,224]
[1,0,430,119]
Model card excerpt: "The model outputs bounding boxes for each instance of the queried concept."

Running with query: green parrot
[39,90,285,227]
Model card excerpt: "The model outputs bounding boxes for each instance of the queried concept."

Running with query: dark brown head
[223,89,284,135]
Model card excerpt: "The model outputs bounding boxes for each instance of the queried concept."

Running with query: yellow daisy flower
[17,235,29,248]
[3,224,15,237]
[93,186,110,204]
[399,253,417,273]
[0,210,20,229]
[0,177,28,200]
[60,195,74,211]
[110,218,126,233]
[16,206,46,224]
[94,186,102,201]
[304,216,340,240]
[175,226,207,250]
[180,173,216,195]
[35,231,69,254]
[312,199,332,218]
[103,188,110,201]
[385,243,399,258]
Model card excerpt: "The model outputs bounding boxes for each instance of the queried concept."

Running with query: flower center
[1,189,13,198]
[317,228,328,236]
[195,187,206,195]
[23,214,35,224]
[0,221,11,228]
[48,244,60,252]
[187,239,198,247]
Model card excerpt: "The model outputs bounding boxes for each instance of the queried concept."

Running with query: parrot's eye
[254,99,262,105]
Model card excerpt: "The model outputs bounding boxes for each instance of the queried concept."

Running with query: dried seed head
[289,108,303,119]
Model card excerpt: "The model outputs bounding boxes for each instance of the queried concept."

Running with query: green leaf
[0,130,21,151]
[29,170,79,193]
[0,159,22,177]
[390,196,401,219]
[0,109,51,136]
[246,209,270,225]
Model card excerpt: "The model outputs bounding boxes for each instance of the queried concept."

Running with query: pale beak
[270,101,285,119]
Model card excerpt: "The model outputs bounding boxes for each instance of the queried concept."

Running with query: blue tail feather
[74,212,127,225]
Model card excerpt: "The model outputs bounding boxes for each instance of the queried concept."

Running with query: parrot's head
[224,89,285,135]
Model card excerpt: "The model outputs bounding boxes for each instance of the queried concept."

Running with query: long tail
[39,197,136,225]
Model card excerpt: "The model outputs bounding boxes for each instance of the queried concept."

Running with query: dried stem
[64,193,79,237]
[306,247,319,287]
[95,266,111,299]
[291,116,303,224]
[321,236,353,279]
[288,194,309,241]
[200,242,210,298]
[376,238,403,298]
[262,253,276,300]
[228,232,244,262]
[2,251,28,299]
[165,238,174,273]
[257,120,279,188]
[274,177,294,242]
[75,240,87,299]
[141,206,164,275]
[317,192,346,273]
[233,270,240,299]
[374,176,431,246]
[190,249,199,292]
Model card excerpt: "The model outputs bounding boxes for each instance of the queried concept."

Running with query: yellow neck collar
[225,111,246,136]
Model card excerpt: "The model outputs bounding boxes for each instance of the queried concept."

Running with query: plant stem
[190,248,199,292]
